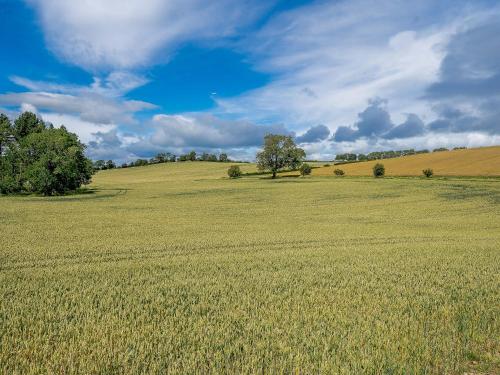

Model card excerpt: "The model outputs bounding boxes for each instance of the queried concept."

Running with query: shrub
[227,165,242,178]
[422,168,433,178]
[323,163,331,167]
[373,163,385,178]
[333,168,345,176]
[299,163,312,176]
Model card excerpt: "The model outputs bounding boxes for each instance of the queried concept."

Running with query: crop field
[313,146,500,177]
[1,162,499,373]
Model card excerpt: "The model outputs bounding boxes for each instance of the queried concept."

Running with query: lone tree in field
[422,168,433,178]
[299,163,312,176]
[256,134,305,178]
[373,163,385,178]
[227,165,242,178]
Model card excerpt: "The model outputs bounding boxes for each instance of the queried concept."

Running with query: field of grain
[313,146,500,177]
[1,162,499,373]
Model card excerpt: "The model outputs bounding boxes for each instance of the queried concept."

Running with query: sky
[0,0,499,162]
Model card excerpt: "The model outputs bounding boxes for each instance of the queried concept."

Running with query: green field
[1,162,499,373]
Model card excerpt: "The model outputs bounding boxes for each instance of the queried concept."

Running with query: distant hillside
[313,146,500,176]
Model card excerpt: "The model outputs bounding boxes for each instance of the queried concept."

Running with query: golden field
[1,162,499,373]
[313,146,500,177]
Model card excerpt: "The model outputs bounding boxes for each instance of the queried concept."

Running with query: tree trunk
[272,171,276,179]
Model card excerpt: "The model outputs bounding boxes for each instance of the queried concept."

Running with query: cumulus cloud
[215,0,455,131]
[424,15,500,135]
[148,113,290,149]
[40,113,115,144]
[27,0,272,71]
[332,99,426,142]
[384,114,425,139]
[296,124,330,143]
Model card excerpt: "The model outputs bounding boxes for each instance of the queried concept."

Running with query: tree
[155,153,167,163]
[94,160,106,170]
[227,165,242,178]
[422,168,433,178]
[219,153,228,162]
[188,151,196,161]
[0,114,93,195]
[106,160,116,169]
[0,114,12,155]
[13,111,44,140]
[433,147,449,152]
[357,154,367,161]
[256,134,306,179]
[299,163,312,176]
[373,163,385,177]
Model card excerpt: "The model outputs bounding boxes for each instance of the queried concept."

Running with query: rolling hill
[313,146,500,177]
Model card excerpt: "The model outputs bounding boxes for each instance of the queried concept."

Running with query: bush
[373,163,385,177]
[323,163,331,167]
[299,163,312,176]
[422,168,433,178]
[333,168,345,176]
[227,165,242,178]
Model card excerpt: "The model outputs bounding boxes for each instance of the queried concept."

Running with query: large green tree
[256,134,306,178]
[0,112,93,195]
[0,114,12,155]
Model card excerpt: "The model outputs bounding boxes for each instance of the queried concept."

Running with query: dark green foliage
[433,147,449,152]
[256,134,306,178]
[94,160,106,170]
[0,114,12,155]
[13,111,44,140]
[0,113,93,195]
[422,168,433,178]
[134,159,149,167]
[373,163,385,178]
[227,165,242,178]
[106,160,116,169]
[334,168,345,176]
[219,153,228,162]
[357,154,368,161]
[299,163,312,176]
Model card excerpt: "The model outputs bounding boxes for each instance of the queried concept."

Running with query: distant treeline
[334,147,466,162]
[93,151,232,171]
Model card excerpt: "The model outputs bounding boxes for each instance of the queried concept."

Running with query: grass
[314,146,500,176]
[1,162,499,373]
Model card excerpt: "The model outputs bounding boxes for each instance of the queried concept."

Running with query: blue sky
[0,0,499,161]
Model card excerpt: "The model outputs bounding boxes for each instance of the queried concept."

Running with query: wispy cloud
[27,0,273,71]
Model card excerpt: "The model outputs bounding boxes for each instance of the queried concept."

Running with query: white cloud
[40,112,115,144]
[28,0,272,71]
[0,74,156,125]
[215,0,482,133]
[148,113,290,148]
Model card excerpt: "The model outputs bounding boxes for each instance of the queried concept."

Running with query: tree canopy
[0,112,93,195]
[256,134,305,178]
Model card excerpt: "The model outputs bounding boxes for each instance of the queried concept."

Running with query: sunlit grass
[1,162,499,373]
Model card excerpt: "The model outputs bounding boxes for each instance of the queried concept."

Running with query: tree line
[335,146,465,162]
[0,112,93,195]
[93,151,231,171]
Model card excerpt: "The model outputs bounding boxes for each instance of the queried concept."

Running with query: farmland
[1,162,499,373]
[314,146,500,177]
